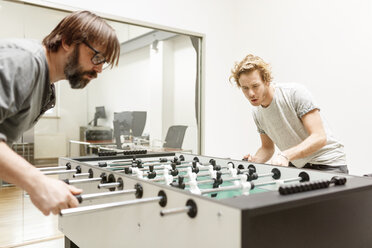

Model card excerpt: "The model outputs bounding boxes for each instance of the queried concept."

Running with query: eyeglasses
[83,41,109,69]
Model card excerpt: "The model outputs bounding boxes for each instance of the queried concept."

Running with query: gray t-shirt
[0,39,55,145]
[252,83,346,168]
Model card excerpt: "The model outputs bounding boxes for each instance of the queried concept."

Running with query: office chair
[131,111,147,137]
[163,125,188,149]
[113,111,147,148]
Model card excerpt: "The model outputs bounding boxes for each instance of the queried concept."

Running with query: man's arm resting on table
[244,133,275,163]
[0,141,82,215]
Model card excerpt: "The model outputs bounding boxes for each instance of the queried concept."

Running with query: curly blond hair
[229,54,273,87]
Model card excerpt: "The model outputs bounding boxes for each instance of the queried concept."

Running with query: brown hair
[229,54,273,87]
[43,10,120,67]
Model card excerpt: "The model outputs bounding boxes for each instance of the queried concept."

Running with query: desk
[68,140,115,157]
[149,147,193,153]
[68,140,193,157]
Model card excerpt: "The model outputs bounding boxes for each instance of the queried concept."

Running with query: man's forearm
[254,146,275,163]
[282,133,327,161]
[0,141,42,194]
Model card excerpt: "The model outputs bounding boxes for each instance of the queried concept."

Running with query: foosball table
[42,152,372,248]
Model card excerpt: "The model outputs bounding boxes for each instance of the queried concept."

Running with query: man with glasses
[229,54,348,173]
[0,11,120,215]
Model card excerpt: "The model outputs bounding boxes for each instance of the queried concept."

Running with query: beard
[64,45,97,89]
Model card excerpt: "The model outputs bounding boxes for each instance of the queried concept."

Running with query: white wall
[172,35,197,151]
[229,0,372,175]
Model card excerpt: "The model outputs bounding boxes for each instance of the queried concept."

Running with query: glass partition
[0,0,203,246]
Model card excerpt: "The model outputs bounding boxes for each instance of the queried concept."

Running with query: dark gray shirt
[0,39,55,145]
[252,83,346,167]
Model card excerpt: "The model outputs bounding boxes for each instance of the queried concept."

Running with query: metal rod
[110,157,191,165]
[60,196,163,216]
[81,189,136,201]
[109,158,172,165]
[110,158,160,164]
[73,173,90,178]
[67,178,102,185]
[201,185,240,194]
[38,166,66,171]
[190,179,214,185]
[108,161,192,170]
[222,177,239,183]
[255,177,301,187]
[284,177,302,183]
[69,140,91,145]
[43,169,77,175]
[160,206,191,216]
[258,172,272,178]
[98,182,120,189]
[198,176,301,195]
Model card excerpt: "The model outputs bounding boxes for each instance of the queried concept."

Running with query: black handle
[75,194,83,204]
[279,177,347,195]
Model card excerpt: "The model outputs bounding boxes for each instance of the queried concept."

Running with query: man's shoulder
[275,82,310,97]
[275,82,306,90]
[0,39,43,61]
[275,82,316,112]
[0,38,42,51]
[0,38,45,70]
[0,39,46,101]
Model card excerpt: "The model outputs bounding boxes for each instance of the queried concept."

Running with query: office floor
[0,184,64,248]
